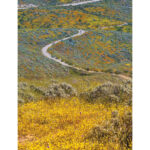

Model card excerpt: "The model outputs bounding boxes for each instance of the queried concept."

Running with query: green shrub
[45,83,77,99]
[86,110,132,149]
[18,92,34,102]
[18,82,27,91]
[30,85,45,96]
[85,125,112,142]
[80,82,131,103]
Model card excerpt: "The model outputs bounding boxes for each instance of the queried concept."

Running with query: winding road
[18,0,131,79]
[42,30,86,69]
[58,0,102,6]
[41,23,128,74]
[42,30,96,72]
[18,0,102,9]
[18,4,38,9]
[26,0,130,79]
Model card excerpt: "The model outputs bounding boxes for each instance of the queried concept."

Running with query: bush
[125,79,132,84]
[119,111,132,148]
[80,82,131,103]
[18,92,34,102]
[105,69,113,73]
[109,95,120,102]
[18,82,27,91]
[18,99,25,104]
[85,125,112,142]
[30,85,45,96]
[115,70,121,74]
[45,83,77,99]
[86,110,132,149]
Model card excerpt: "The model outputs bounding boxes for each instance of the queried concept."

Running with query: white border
[133,0,150,149]
[0,0,17,149]
[0,0,150,149]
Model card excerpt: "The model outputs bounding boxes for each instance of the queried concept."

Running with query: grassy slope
[18,28,78,79]
[18,8,124,30]
[18,0,132,76]
[48,30,132,74]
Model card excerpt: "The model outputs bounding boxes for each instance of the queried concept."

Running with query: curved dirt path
[42,30,95,72]
[18,0,102,9]
[58,0,102,6]
[41,21,128,71]
[41,27,131,81]
[42,30,85,68]
[18,4,38,9]
[39,0,131,79]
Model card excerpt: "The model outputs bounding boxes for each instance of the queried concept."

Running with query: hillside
[48,30,132,74]
[18,0,132,149]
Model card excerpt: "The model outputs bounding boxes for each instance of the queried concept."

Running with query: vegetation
[80,81,132,104]
[48,30,132,75]
[19,0,88,6]
[18,7,124,30]
[18,28,77,79]
[18,98,132,149]
[45,83,77,98]
[18,0,132,149]
[18,75,131,104]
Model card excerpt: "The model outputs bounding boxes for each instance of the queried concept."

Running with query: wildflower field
[48,30,132,74]
[18,0,132,149]
[18,28,78,79]
[19,98,132,150]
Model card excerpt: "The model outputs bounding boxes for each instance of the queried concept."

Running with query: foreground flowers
[18,98,132,150]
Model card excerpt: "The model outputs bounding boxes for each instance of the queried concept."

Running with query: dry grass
[18,98,132,150]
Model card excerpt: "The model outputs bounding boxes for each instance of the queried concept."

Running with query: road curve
[58,0,102,6]
[39,0,131,79]
[41,26,132,80]
[41,22,128,70]
[18,4,38,9]
[41,30,92,72]
[18,0,102,9]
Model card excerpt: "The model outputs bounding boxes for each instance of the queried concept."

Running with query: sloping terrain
[18,0,132,149]
[18,28,77,79]
[48,30,132,74]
